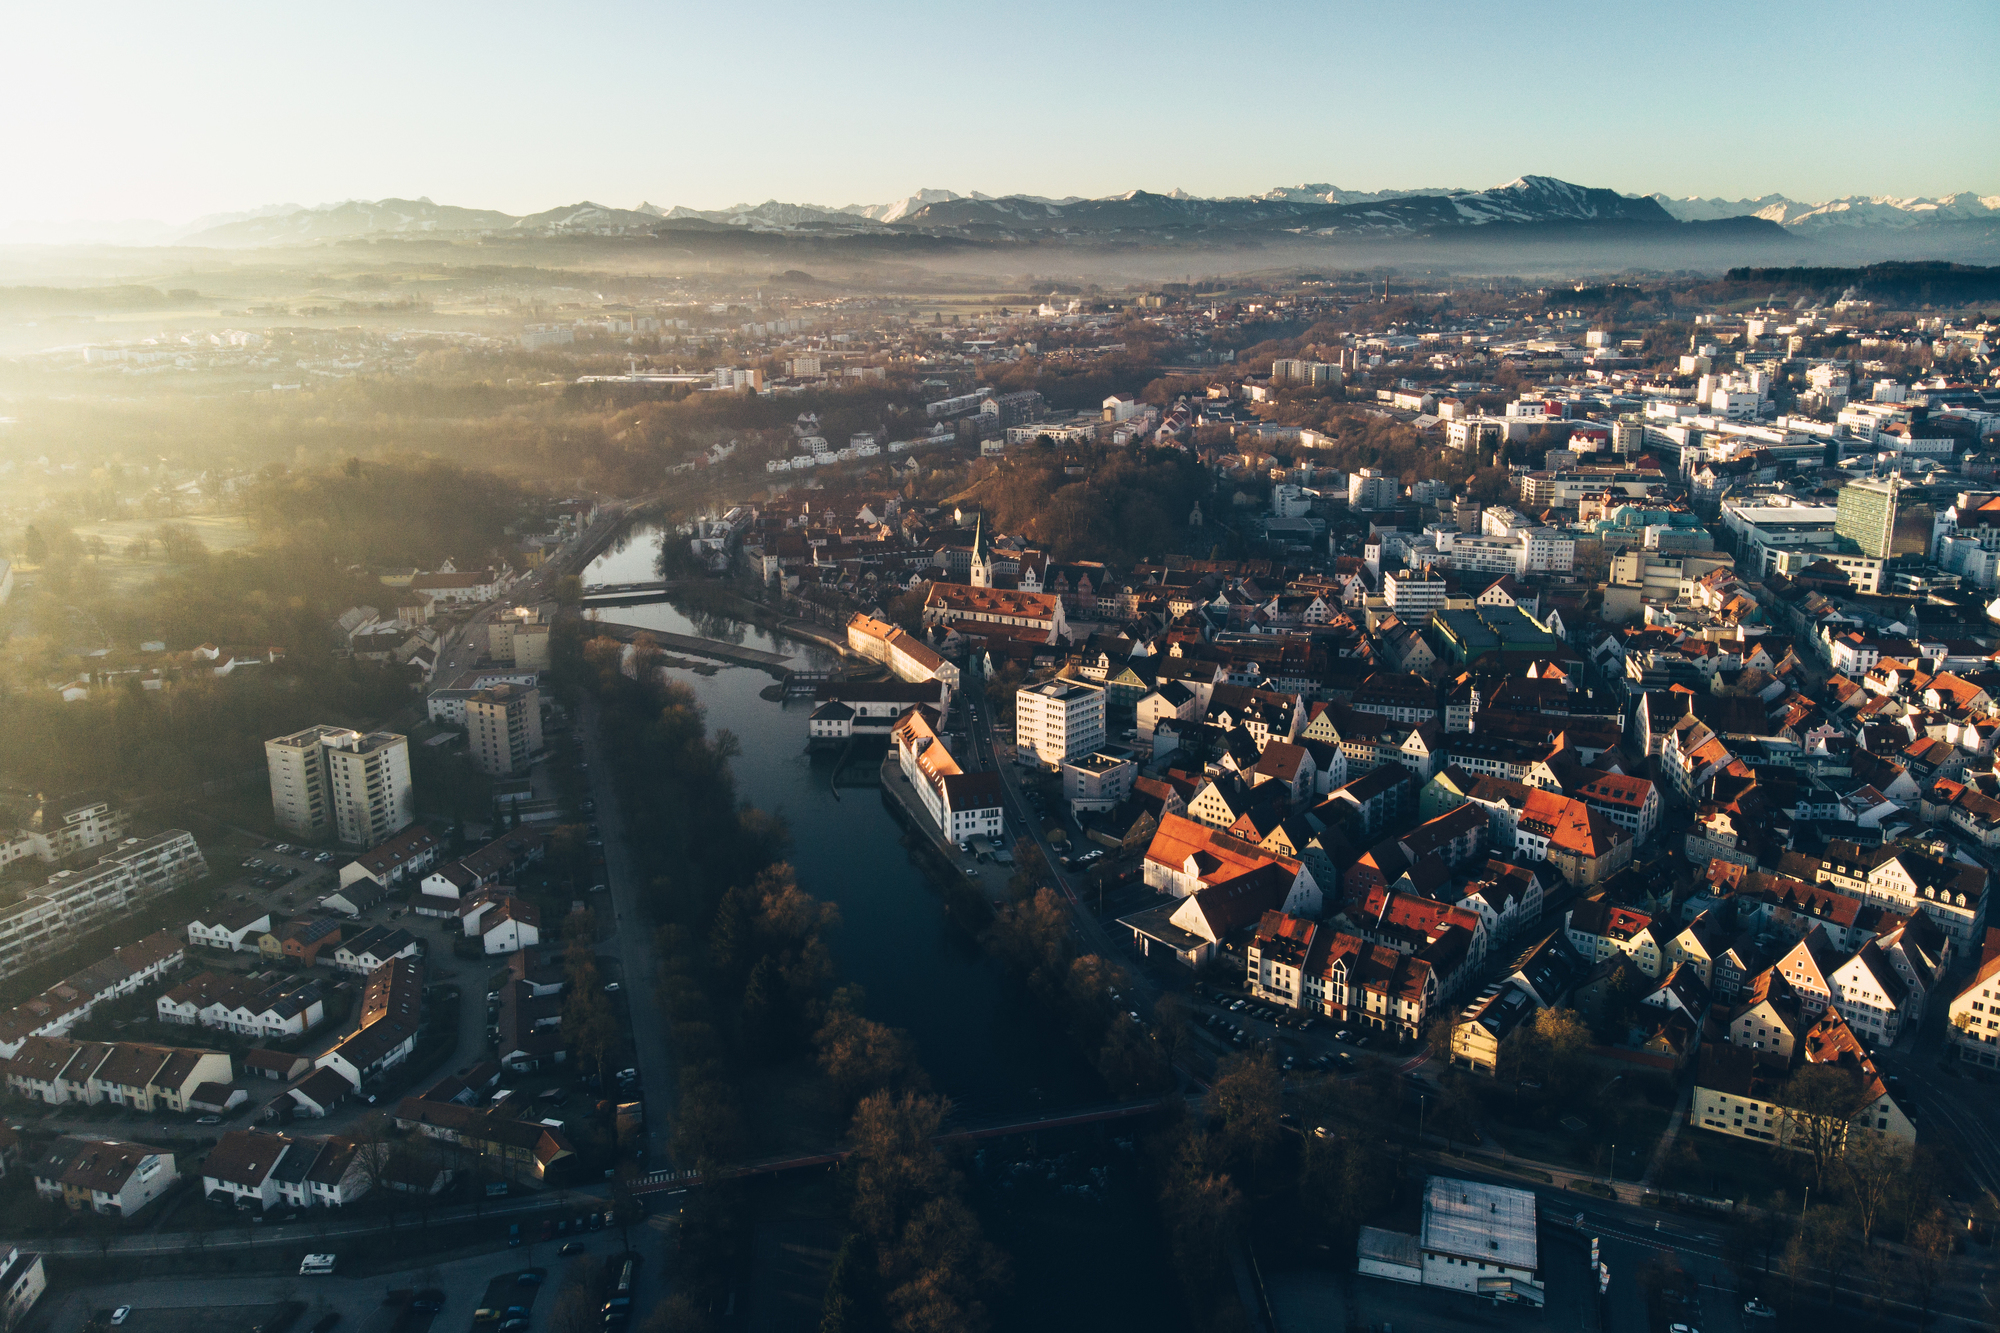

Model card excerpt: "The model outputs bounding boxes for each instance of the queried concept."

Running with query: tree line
[565,627,1008,1333]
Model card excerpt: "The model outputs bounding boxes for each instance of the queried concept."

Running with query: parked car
[112,1310,132,1327]
[196,1114,223,1125]
[559,1242,587,1256]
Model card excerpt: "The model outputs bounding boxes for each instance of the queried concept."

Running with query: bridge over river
[628,1097,1169,1196]
[582,580,685,607]
[587,619,797,671]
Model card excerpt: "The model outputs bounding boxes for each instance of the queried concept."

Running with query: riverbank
[877,747,1018,908]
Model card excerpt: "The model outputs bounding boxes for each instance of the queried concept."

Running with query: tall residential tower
[265,727,414,847]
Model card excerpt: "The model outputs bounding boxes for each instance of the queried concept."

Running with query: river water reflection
[585,527,1100,1117]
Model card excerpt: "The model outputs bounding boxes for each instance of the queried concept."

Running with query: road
[16,1187,605,1257]
[958,689,1155,1003]
[1875,992,2000,1199]
[31,1219,661,1333]
[427,505,628,682]
[578,696,676,1172]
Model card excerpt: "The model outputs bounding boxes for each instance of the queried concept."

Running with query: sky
[4,0,1996,234]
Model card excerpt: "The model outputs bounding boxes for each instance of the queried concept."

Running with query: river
[585,526,1188,1333]
[584,525,1101,1120]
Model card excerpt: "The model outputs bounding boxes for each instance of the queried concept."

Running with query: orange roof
[923,584,1061,620]
[1145,812,1301,889]
[1575,772,1653,810]
[1521,787,1625,858]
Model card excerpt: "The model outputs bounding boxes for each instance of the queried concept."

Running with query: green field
[67,512,258,592]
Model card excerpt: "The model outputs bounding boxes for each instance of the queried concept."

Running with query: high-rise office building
[465,684,543,778]
[266,727,413,847]
[1835,476,1936,560]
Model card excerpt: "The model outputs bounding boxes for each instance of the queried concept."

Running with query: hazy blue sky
[6,0,1995,226]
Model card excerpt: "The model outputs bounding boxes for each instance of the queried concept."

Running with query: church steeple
[969,515,992,588]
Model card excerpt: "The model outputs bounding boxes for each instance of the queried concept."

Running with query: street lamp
[1417,1093,1428,1147]
[1607,1142,1616,1184]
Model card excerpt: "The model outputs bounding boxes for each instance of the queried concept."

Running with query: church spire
[969,514,992,587]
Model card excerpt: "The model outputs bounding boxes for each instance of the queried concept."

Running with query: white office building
[1014,681,1106,770]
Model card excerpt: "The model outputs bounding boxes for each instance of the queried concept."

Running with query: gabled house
[186,907,273,953]
[33,1138,177,1217]
[312,957,422,1090]
[1772,929,1841,1016]
[1565,901,1663,977]
[389,1098,574,1180]
[331,925,419,975]
[1693,1009,1915,1150]
[1120,861,1300,969]
[1828,941,1912,1046]
[337,825,441,891]
[199,1130,289,1210]
[1725,967,1808,1059]
[1137,813,1322,913]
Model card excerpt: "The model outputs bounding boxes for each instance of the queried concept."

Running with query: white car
[111,1310,131,1326]
[1743,1300,1776,1319]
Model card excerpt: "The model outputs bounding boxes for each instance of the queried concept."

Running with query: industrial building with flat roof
[1356,1175,1543,1306]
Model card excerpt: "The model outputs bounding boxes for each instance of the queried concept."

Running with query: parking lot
[39,1242,622,1333]
[1174,980,1426,1083]
[220,839,348,920]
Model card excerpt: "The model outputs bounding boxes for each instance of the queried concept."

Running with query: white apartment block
[1015,681,1106,770]
[0,798,130,874]
[465,684,543,778]
[0,833,207,981]
[1441,526,1573,577]
[1520,529,1575,573]
[1348,468,1400,511]
[1440,533,1522,577]
[266,727,414,847]
[1383,569,1448,618]
[265,726,339,840]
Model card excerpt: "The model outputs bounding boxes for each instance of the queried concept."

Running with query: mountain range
[4,176,1994,253]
